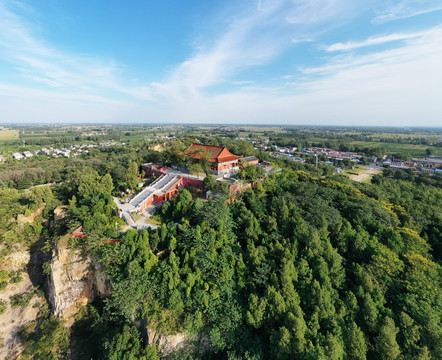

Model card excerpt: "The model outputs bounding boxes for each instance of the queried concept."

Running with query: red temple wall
[180,176,203,189]
[139,195,154,210]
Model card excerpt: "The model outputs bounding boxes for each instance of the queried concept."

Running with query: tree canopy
[75,167,442,359]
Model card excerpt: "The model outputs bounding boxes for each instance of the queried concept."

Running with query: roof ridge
[190,143,226,149]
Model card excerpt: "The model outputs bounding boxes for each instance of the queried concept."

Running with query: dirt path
[351,167,381,182]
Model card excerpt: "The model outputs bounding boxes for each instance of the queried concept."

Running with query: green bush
[0,270,9,281]
[0,300,7,314]
[10,292,34,307]
[0,281,7,291]
[21,316,69,359]
[10,276,23,284]
[42,261,51,276]
[32,301,41,308]
[17,177,33,190]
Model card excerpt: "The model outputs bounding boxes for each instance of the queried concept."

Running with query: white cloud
[0,83,153,123]
[302,25,442,74]
[286,0,350,24]
[325,30,430,51]
[232,80,255,85]
[146,25,442,126]
[372,0,442,24]
[292,36,315,44]
[0,0,441,126]
[153,0,291,100]
[0,0,153,101]
[152,0,365,100]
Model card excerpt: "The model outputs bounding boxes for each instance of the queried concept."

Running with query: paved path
[24,182,56,191]
[114,197,159,230]
[351,166,381,182]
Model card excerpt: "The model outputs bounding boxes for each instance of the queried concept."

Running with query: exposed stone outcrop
[138,324,187,354]
[147,327,187,354]
[48,235,111,319]
[0,248,45,360]
[134,319,210,355]
[16,206,44,226]
[53,206,67,222]
[47,234,206,356]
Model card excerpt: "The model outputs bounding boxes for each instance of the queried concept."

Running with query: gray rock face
[136,321,210,355]
[48,236,111,319]
[47,236,205,356]
[0,249,43,360]
[146,327,188,354]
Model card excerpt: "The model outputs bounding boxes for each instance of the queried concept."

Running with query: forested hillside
[67,168,441,359]
[1,141,441,359]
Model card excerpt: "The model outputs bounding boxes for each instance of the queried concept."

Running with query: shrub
[32,301,41,308]
[22,316,69,358]
[0,300,7,314]
[17,177,33,190]
[0,270,9,281]
[10,276,23,284]
[42,261,51,276]
[10,292,34,307]
[0,281,7,291]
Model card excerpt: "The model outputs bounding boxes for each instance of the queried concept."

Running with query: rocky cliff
[0,248,46,360]
[48,235,111,319]
[47,235,199,355]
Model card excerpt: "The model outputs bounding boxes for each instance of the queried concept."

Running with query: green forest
[0,134,441,359]
[62,167,441,359]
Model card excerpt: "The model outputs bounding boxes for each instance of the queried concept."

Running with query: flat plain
[0,127,19,141]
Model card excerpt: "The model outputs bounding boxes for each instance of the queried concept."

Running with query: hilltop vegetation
[0,127,441,359]
[70,168,441,359]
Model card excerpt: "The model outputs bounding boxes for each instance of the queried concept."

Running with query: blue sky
[0,0,441,126]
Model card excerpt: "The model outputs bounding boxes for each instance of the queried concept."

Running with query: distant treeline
[269,131,441,149]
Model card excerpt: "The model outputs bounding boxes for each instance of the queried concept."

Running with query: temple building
[239,156,259,166]
[184,143,241,175]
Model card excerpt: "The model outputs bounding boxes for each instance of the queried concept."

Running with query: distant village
[1,134,441,176]
[0,134,175,163]
[0,141,125,162]
[236,136,442,175]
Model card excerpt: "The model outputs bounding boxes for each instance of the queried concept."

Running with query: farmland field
[0,128,19,141]
[348,141,442,157]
